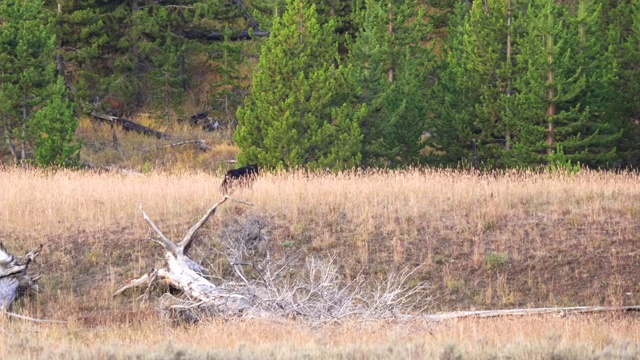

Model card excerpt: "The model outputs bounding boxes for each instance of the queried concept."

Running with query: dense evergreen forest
[0,0,638,170]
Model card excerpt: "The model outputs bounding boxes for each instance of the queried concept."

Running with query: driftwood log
[114,197,253,315]
[114,197,431,323]
[0,243,42,310]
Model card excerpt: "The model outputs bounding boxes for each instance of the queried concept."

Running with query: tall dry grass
[0,315,638,359]
[3,166,637,239]
[1,167,639,358]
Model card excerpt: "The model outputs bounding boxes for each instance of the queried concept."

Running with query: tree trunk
[114,197,430,323]
[546,32,555,155]
[505,0,512,151]
[114,197,253,314]
[387,2,394,82]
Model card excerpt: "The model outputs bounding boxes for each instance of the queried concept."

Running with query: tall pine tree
[348,0,432,168]
[610,0,640,167]
[32,76,81,167]
[235,0,364,170]
[509,0,621,168]
[426,0,529,169]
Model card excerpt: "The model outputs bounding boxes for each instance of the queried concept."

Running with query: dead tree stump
[0,243,42,310]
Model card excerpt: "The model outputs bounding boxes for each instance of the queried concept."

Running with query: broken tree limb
[0,244,42,310]
[5,311,67,324]
[143,140,212,152]
[116,196,253,313]
[177,197,229,253]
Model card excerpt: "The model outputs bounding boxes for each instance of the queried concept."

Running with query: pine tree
[384,46,431,166]
[510,0,621,168]
[348,0,432,168]
[235,0,364,170]
[426,0,525,169]
[146,9,187,123]
[0,0,59,164]
[55,0,109,112]
[32,76,81,167]
[347,0,394,166]
[424,1,473,168]
[610,0,640,167]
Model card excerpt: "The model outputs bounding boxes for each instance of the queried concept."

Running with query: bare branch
[118,200,432,324]
[140,206,178,254]
[177,197,229,254]
[112,269,168,296]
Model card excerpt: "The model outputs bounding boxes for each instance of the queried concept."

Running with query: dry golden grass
[0,167,639,358]
[1,315,638,359]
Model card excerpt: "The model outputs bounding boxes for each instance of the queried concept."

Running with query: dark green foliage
[426,0,523,169]
[348,0,433,168]
[428,0,629,170]
[209,26,247,131]
[510,0,622,168]
[32,77,81,167]
[610,1,640,167]
[0,0,635,170]
[55,0,260,117]
[0,0,80,167]
[235,0,364,170]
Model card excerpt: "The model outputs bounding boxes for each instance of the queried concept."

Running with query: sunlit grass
[0,167,639,358]
[1,315,638,359]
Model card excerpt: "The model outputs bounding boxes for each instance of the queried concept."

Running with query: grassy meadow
[0,167,639,358]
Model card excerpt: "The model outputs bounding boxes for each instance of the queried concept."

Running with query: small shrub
[547,145,580,175]
[485,252,508,270]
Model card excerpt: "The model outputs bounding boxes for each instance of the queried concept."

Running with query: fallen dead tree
[90,112,211,151]
[0,243,42,310]
[90,112,173,140]
[114,196,430,324]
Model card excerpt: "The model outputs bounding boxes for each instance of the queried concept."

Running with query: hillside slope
[0,168,638,324]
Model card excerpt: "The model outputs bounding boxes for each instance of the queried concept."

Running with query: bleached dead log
[427,305,640,321]
[114,197,254,314]
[0,243,42,310]
[114,197,431,323]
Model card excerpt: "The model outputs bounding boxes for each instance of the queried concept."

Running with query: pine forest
[1,0,638,171]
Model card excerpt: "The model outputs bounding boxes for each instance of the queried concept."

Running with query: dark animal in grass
[221,164,259,193]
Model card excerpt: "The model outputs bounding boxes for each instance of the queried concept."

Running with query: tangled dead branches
[114,197,430,325]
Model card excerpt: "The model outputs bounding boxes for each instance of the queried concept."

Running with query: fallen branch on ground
[90,112,173,140]
[427,305,640,321]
